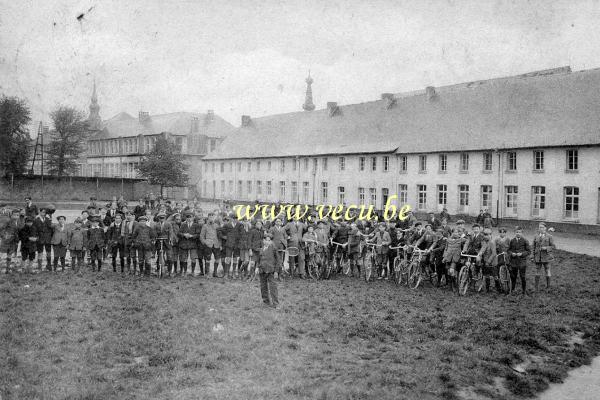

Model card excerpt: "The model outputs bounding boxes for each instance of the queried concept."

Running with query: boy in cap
[1,209,22,273]
[508,226,531,295]
[178,212,200,276]
[532,223,556,291]
[24,196,38,219]
[132,215,156,275]
[50,215,69,271]
[121,212,138,274]
[259,232,279,308]
[153,212,175,276]
[107,213,125,273]
[19,217,38,273]
[33,207,53,271]
[87,216,106,271]
[68,218,87,273]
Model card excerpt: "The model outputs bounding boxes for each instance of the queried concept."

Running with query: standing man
[107,213,125,273]
[33,207,53,271]
[87,216,106,271]
[50,216,69,272]
[24,197,38,219]
[1,209,22,273]
[532,223,556,291]
[132,215,156,275]
[508,226,530,295]
[259,233,279,309]
[154,212,175,276]
[220,216,240,279]
[200,212,221,277]
[68,218,87,273]
[269,218,287,281]
[178,212,200,276]
[285,218,305,278]
[121,212,137,274]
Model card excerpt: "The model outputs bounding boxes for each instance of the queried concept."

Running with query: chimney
[327,102,340,117]
[138,111,150,124]
[205,109,215,125]
[381,93,396,109]
[425,86,437,101]
[241,115,252,127]
[191,116,199,133]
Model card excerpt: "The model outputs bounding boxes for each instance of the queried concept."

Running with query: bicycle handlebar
[460,253,478,258]
[389,245,408,250]
[331,241,347,246]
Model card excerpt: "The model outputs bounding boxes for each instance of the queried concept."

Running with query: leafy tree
[0,96,31,177]
[47,106,88,176]
[137,136,189,193]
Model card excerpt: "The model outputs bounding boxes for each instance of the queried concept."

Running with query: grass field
[1,249,600,400]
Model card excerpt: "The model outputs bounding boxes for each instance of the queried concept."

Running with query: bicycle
[407,246,436,289]
[362,242,381,283]
[304,239,327,280]
[497,251,511,294]
[458,253,484,295]
[389,245,409,285]
[155,237,168,278]
[277,246,299,280]
[329,241,349,278]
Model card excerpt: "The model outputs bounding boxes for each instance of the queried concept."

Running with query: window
[564,187,579,219]
[437,184,447,208]
[322,158,328,171]
[381,188,389,209]
[279,181,286,201]
[399,155,407,173]
[398,184,407,204]
[313,158,318,172]
[417,185,427,210]
[371,157,377,171]
[460,153,469,172]
[338,186,346,205]
[302,182,310,203]
[566,150,578,171]
[280,160,285,173]
[531,186,546,217]
[247,180,252,196]
[212,180,216,197]
[247,162,251,172]
[256,180,262,195]
[369,188,377,206]
[304,158,309,171]
[321,182,328,203]
[229,162,233,172]
[533,151,544,171]
[481,185,492,210]
[291,181,298,202]
[237,180,243,198]
[228,180,233,195]
[483,152,493,171]
[458,185,469,212]
[339,157,345,171]
[256,161,261,171]
[266,181,272,196]
[359,157,365,171]
[268,161,272,171]
[211,163,215,173]
[383,156,389,172]
[507,152,517,171]
[505,186,518,217]
[220,162,224,173]
[220,180,225,197]
[237,162,242,172]
[292,158,297,171]
[203,180,207,196]
[419,155,427,172]
[358,187,365,205]
[439,154,447,172]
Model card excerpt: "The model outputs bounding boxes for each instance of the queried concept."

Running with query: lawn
[1,249,600,400]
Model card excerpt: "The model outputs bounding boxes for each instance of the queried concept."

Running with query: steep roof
[205,66,600,160]
[90,111,235,140]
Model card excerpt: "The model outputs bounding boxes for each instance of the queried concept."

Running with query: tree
[137,136,189,194]
[47,106,88,176]
[0,95,31,177]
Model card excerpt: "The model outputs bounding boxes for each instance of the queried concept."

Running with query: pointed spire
[302,70,315,111]
[87,78,102,131]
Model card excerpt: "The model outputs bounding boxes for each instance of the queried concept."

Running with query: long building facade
[201,67,600,227]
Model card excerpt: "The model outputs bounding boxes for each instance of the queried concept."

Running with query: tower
[302,71,315,111]
[87,79,102,131]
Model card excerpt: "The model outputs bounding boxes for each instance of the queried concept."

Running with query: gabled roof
[90,111,235,140]
[204,66,600,160]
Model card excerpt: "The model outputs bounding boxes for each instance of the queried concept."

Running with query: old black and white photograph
[1,1,600,399]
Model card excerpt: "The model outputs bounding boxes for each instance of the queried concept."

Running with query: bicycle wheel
[156,250,163,278]
[393,257,402,285]
[399,259,410,285]
[364,254,373,282]
[472,265,484,293]
[458,265,470,296]
[324,256,334,280]
[342,255,351,276]
[408,261,422,289]
[498,264,511,294]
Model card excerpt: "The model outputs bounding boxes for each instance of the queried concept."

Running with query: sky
[2,0,600,133]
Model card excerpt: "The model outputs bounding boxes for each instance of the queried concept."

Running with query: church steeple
[88,79,102,131]
[302,71,315,111]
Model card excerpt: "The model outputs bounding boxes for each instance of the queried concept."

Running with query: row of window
[87,137,185,156]
[204,180,581,220]
[204,149,580,175]
[74,162,140,178]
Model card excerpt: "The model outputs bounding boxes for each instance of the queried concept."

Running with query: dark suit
[508,236,530,292]
[87,227,105,268]
[259,243,278,306]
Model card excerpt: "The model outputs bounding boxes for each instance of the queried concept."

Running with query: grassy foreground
[1,250,600,400]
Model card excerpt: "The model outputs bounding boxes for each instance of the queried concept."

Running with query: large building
[201,67,600,227]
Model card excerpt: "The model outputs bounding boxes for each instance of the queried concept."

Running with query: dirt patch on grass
[1,249,599,399]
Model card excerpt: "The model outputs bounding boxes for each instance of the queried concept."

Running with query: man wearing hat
[18,216,38,273]
[87,216,106,271]
[1,209,22,273]
[121,212,138,274]
[107,213,126,273]
[177,212,200,276]
[33,207,53,271]
[220,215,240,279]
[200,212,221,278]
[24,196,38,219]
[68,217,87,273]
[533,223,556,291]
[50,215,69,271]
[258,232,279,309]
[508,226,531,295]
[132,215,156,275]
[153,212,175,276]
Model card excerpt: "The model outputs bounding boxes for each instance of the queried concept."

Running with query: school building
[201,66,600,228]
